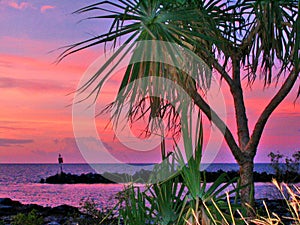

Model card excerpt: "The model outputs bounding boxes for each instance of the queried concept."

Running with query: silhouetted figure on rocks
[58,154,63,174]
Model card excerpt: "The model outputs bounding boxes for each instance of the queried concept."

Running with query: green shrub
[268,151,300,182]
[12,209,43,225]
[74,198,117,225]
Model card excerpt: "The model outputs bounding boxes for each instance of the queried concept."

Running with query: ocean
[0,163,282,208]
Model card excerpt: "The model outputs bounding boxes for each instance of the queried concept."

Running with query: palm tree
[60,0,299,210]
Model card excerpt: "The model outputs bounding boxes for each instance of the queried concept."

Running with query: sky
[0,0,299,164]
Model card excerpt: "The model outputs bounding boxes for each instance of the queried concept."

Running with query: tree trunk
[239,159,255,215]
[231,57,255,213]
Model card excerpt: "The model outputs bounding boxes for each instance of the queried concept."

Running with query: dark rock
[47,204,80,215]
[41,172,116,184]
[0,198,88,225]
[0,198,22,207]
[0,201,46,217]
[0,198,23,216]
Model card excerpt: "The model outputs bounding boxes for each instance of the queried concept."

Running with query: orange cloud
[40,5,55,13]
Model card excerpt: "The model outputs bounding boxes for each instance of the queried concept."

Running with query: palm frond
[240,0,299,84]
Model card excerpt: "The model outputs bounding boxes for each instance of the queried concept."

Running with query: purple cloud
[0,77,71,93]
[0,138,33,147]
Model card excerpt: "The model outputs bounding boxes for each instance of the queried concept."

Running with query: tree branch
[186,88,245,163]
[199,49,234,88]
[230,57,250,149]
[247,69,298,157]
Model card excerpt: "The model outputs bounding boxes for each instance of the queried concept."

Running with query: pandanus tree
[60,0,300,209]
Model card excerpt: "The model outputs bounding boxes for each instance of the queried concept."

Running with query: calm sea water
[0,163,282,208]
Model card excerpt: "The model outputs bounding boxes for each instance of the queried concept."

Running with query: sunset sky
[0,0,299,164]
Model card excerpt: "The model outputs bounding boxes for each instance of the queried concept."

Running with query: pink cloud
[8,1,30,10]
[40,5,55,13]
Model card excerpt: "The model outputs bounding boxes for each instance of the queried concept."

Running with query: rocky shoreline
[0,198,117,225]
[0,198,80,225]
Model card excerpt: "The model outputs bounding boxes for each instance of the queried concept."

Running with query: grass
[250,179,300,225]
